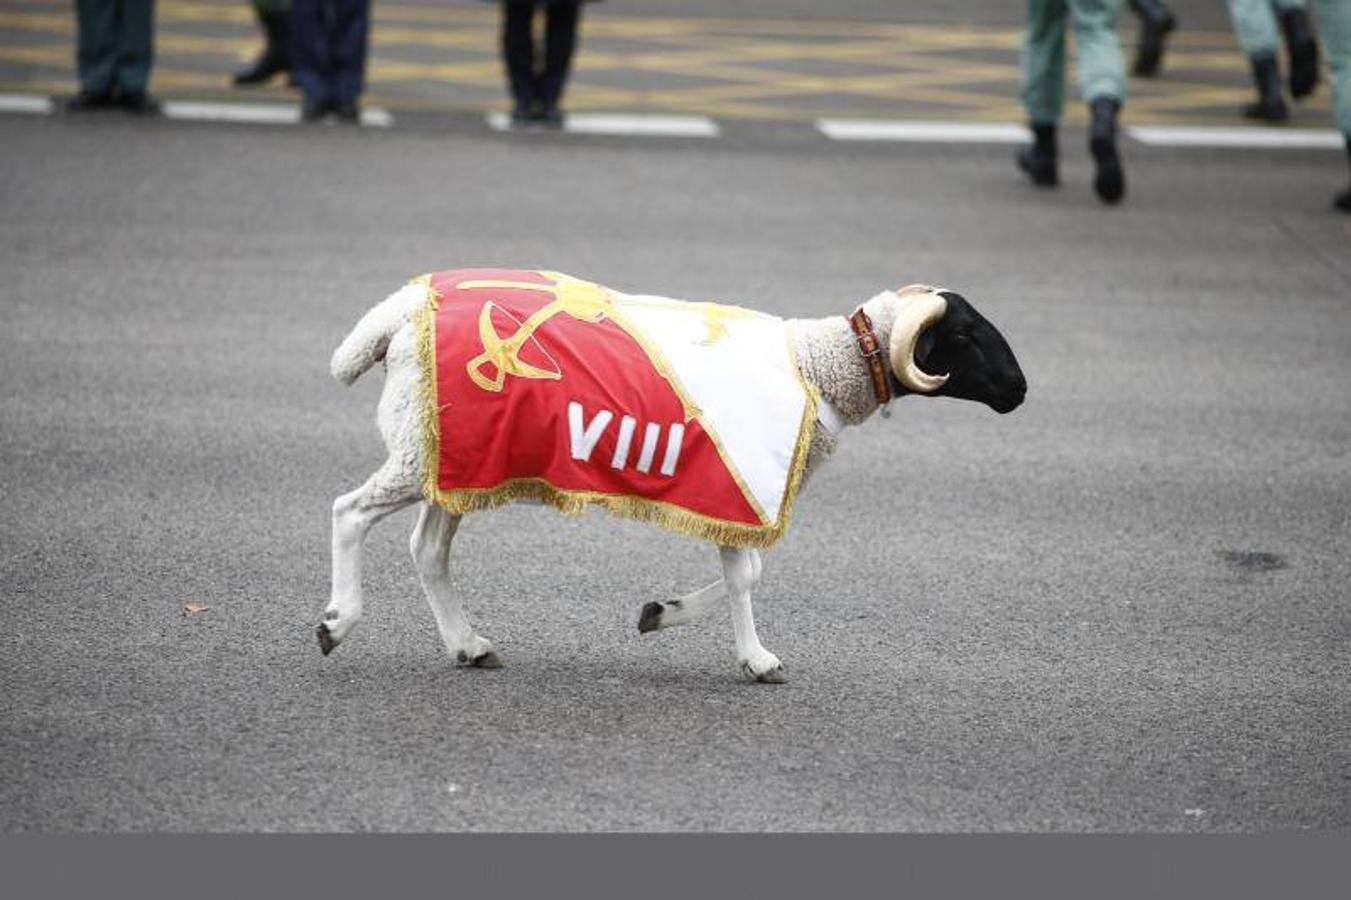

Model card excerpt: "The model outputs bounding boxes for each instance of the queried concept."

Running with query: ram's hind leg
[319,460,420,655]
[410,503,500,668]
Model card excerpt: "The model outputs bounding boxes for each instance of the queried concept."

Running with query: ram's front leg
[637,550,760,633]
[719,546,784,684]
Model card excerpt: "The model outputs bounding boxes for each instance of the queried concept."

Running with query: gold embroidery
[461,272,614,392]
[618,294,761,346]
[461,272,762,393]
[695,303,758,345]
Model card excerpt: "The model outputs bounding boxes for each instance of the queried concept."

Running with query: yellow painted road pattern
[0,0,1335,125]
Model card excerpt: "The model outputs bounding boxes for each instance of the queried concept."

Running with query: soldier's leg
[1228,0,1290,119]
[234,0,292,86]
[1273,0,1320,98]
[1021,0,1068,125]
[329,0,370,117]
[1312,0,1351,209]
[1127,0,1176,77]
[1017,0,1067,187]
[290,0,334,117]
[540,0,581,122]
[73,0,119,99]
[1069,0,1126,107]
[1070,0,1126,203]
[111,0,155,110]
[502,1,537,122]
[1229,0,1283,56]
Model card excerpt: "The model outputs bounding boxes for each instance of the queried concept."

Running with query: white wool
[330,281,426,386]
[792,290,903,478]
[792,291,899,422]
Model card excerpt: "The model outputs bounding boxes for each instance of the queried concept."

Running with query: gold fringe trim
[414,274,445,506]
[427,478,787,549]
[415,271,820,550]
[768,322,819,544]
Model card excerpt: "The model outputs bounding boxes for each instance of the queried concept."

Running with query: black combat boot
[233,10,291,86]
[65,88,114,112]
[1088,97,1125,205]
[1016,122,1058,187]
[1130,0,1176,77]
[1242,52,1288,122]
[1279,8,1320,100]
[1335,137,1351,214]
[116,89,162,116]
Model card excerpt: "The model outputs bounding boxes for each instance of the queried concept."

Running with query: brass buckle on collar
[854,331,883,359]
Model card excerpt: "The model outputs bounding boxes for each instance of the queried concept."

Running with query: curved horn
[896,283,939,297]
[888,291,949,393]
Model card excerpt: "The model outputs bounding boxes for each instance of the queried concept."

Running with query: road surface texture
[1,1,1349,832]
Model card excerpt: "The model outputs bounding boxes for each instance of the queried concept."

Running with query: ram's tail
[330,282,428,385]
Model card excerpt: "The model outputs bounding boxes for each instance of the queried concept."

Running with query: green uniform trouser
[1227,0,1307,58]
[1020,0,1125,124]
[75,0,154,93]
[1313,0,1351,135]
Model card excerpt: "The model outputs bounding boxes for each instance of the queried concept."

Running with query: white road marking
[162,100,299,124]
[818,119,1031,143]
[486,111,720,137]
[0,90,1337,150]
[159,100,393,127]
[1128,125,1344,149]
[359,107,394,128]
[0,93,54,114]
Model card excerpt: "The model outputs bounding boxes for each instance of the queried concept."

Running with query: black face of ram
[910,291,1026,414]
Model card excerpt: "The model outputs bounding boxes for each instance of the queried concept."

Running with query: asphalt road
[1,108,1348,831]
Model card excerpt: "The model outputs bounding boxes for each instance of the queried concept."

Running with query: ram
[321,269,1025,682]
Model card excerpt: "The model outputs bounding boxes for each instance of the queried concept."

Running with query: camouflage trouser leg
[1021,0,1124,123]
[1068,0,1126,105]
[1312,0,1351,136]
[1227,0,1307,57]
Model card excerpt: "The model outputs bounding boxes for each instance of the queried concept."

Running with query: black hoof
[316,623,336,656]
[456,648,503,668]
[756,666,787,685]
[637,601,663,634]
[739,661,787,684]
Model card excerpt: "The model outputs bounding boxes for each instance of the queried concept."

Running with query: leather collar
[847,308,891,407]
